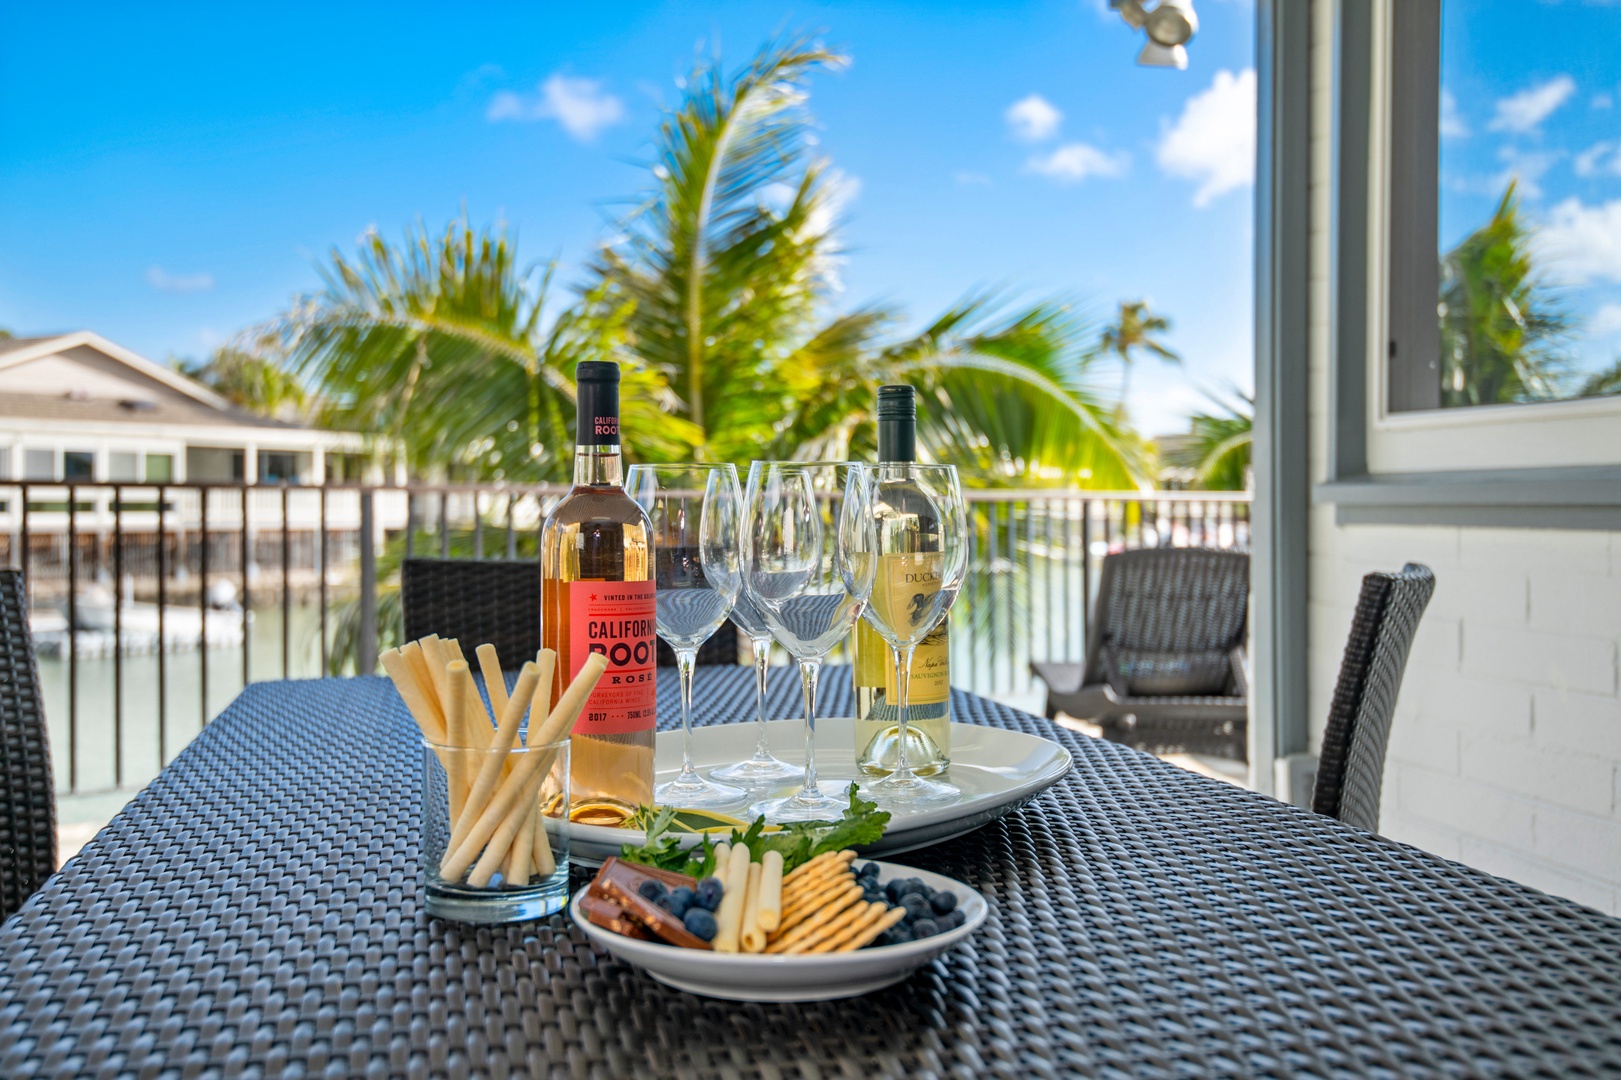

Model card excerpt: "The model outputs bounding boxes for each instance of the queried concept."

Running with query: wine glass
[741,461,875,822]
[626,463,748,811]
[856,463,968,808]
[708,591,805,784]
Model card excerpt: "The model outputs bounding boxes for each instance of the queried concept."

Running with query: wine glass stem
[891,642,918,783]
[751,636,772,760]
[797,658,822,797]
[677,647,699,780]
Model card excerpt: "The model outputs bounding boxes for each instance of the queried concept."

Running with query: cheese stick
[711,844,752,953]
[450,661,541,853]
[441,653,605,882]
[757,851,784,932]
[740,862,766,953]
[711,842,730,873]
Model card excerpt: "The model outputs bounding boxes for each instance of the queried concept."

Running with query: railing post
[358,488,378,675]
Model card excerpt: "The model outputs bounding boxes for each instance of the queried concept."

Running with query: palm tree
[588,36,1142,486]
[1097,300,1180,410]
[1578,356,1621,398]
[1439,182,1571,406]
[1163,392,1252,491]
[175,343,308,420]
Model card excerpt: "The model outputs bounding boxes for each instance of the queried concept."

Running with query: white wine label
[870,552,949,706]
[568,580,657,734]
[893,622,949,706]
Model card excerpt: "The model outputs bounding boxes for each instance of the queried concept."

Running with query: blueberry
[917,883,936,900]
[694,877,724,912]
[940,909,966,930]
[930,891,958,916]
[900,894,929,921]
[862,888,887,905]
[873,930,900,948]
[666,886,695,919]
[857,862,880,881]
[884,880,904,904]
[638,879,668,903]
[683,908,718,942]
[911,917,940,939]
[886,924,913,944]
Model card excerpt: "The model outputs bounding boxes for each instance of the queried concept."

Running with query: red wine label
[568,579,657,735]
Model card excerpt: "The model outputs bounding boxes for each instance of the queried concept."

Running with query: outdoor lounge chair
[1029,548,1250,761]
[400,557,739,668]
[0,569,56,921]
[1312,563,1436,832]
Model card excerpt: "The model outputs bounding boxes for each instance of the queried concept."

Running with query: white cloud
[488,73,625,141]
[1590,302,1621,336]
[1005,94,1063,142]
[954,171,993,186]
[146,266,215,293]
[1492,146,1560,199]
[1026,143,1130,183]
[1155,68,1256,207]
[1440,89,1470,138]
[1594,92,1615,110]
[1487,74,1576,134]
[1575,140,1621,178]
[1537,197,1621,284]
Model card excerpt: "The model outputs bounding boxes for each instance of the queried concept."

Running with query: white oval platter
[571,860,987,1001]
[565,717,1071,866]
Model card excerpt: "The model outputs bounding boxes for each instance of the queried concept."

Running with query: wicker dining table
[3,666,1620,1079]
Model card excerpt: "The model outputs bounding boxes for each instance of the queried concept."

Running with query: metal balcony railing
[0,481,1249,796]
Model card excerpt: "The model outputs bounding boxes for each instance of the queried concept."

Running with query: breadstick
[531,811,557,878]
[740,862,766,953]
[443,662,472,820]
[524,651,558,747]
[441,653,606,882]
[466,760,550,887]
[419,635,451,712]
[475,643,509,721]
[836,906,909,952]
[804,902,889,954]
[380,648,444,741]
[451,662,541,852]
[712,845,753,953]
[757,851,784,932]
[765,883,863,953]
[505,803,536,886]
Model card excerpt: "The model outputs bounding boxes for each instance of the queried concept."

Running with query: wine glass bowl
[856,463,969,809]
[741,462,875,822]
[627,463,748,812]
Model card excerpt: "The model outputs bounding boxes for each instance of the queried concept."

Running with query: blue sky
[1440,0,1621,387]
[0,0,1260,435]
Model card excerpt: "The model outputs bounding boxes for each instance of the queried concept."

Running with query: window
[1388,0,1621,413]
[63,451,95,482]
[259,451,298,483]
[325,452,366,483]
[144,453,174,483]
[0,448,9,480]
[24,449,55,480]
[109,452,140,482]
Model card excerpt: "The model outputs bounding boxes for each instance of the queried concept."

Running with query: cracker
[802,902,891,954]
[765,883,862,953]
[777,873,855,935]
[834,905,909,952]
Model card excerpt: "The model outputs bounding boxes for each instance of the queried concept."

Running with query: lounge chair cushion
[1106,646,1232,697]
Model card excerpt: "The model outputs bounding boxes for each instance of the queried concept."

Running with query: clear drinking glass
[709,591,805,784]
[741,461,875,822]
[856,463,968,809]
[626,462,748,811]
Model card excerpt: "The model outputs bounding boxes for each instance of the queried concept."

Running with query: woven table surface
[3,668,1621,1079]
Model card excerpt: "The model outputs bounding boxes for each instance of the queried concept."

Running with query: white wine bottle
[854,385,951,776]
[540,361,656,820]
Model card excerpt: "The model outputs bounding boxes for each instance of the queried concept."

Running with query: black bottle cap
[576,361,620,445]
[876,384,915,421]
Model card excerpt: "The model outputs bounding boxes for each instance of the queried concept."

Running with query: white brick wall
[1303,3,1621,915]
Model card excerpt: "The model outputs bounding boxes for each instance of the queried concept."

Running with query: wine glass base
[655,775,750,812]
[709,756,805,784]
[750,788,849,823]
[863,775,961,809]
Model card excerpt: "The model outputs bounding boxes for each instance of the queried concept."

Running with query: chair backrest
[1082,548,1251,686]
[0,569,56,921]
[400,557,739,669]
[1312,563,1436,832]
[402,559,541,667]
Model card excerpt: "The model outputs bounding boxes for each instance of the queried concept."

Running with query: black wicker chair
[1312,563,1436,832]
[0,569,56,921]
[400,558,739,668]
[1029,548,1250,761]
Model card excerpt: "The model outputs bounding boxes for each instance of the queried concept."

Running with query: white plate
[571,860,987,1001]
[566,717,1072,866]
